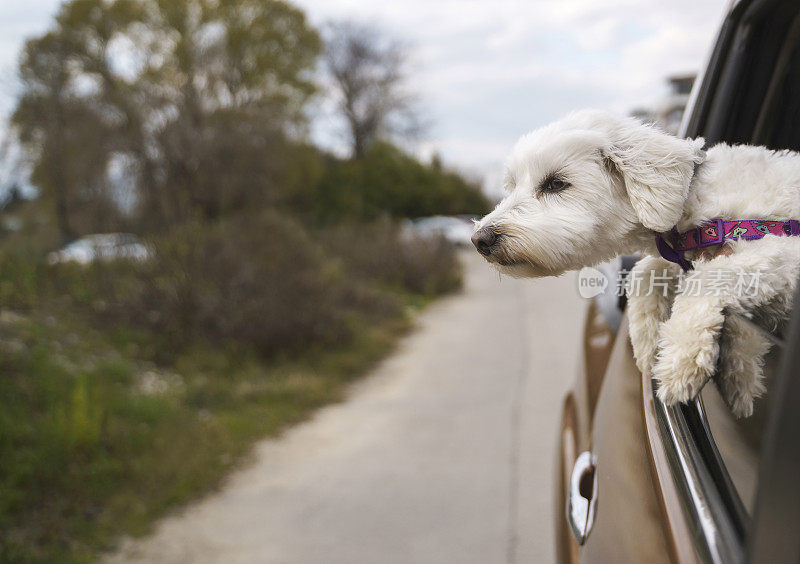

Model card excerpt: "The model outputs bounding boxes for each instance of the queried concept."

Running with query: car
[47,233,151,265]
[404,215,476,247]
[555,1,800,563]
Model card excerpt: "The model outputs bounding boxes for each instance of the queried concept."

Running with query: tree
[324,21,420,160]
[307,142,489,223]
[13,32,92,242]
[13,0,322,238]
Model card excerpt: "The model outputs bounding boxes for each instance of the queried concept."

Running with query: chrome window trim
[688,396,750,534]
[650,314,780,564]
[653,394,745,564]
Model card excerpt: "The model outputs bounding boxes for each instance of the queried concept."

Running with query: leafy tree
[14,32,79,241]
[13,0,322,237]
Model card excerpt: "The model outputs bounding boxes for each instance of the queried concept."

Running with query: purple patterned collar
[656,219,800,271]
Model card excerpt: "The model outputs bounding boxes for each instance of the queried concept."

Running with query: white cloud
[296,0,730,191]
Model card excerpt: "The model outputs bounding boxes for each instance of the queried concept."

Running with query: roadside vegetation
[0,0,489,561]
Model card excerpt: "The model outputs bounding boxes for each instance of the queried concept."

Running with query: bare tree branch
[324,21,421,159]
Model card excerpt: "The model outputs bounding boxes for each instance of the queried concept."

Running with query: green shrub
[0,246,44,311]
[298,142,490,224]
[321,218,462,296]
[40,214,463,362]
[86,212,361,357]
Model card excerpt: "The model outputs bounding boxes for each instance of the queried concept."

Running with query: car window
[689,0,800,521]
[702,1,800,146]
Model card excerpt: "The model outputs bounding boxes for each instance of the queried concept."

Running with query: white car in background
[405,216,476,247]
[47,233,151,265]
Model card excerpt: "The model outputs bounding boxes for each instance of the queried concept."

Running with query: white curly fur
[475,109,800,417]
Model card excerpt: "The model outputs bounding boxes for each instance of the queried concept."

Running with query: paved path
[108,253,586,564]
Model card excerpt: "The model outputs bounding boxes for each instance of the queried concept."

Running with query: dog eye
[543,177,569,192]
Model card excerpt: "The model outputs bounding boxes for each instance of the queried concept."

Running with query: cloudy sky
[0,0,731,191]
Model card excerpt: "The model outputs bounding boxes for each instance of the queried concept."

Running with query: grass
[0,304,418,563]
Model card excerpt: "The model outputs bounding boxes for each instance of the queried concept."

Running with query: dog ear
[604,121,705,232]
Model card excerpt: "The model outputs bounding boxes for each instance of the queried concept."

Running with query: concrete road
[108,253,586,564]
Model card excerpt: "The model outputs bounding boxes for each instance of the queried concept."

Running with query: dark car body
[556,1,800,562]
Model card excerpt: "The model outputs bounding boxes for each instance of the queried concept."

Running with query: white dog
[473,109,800,417]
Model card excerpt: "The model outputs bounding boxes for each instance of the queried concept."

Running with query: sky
[0,0,732,194]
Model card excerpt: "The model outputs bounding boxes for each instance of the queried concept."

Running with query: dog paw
[715,317,770,418]
[652,297,725,405]
[717,383,758,419]
[653,356,715,405]
[652,326,720,406]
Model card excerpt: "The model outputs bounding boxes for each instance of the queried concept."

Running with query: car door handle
[567,451,598,545]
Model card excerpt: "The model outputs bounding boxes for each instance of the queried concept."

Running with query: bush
[0,247,42,311]
[84,213,360,357]
[297,142,490,224]
[42,214,462,360]
[321,218,462,296]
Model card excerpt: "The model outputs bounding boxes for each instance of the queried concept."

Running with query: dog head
[473,110,705,277]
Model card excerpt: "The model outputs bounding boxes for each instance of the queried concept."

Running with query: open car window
[695,0,800,518]
[692,0,800,147]
[659,0,800,560]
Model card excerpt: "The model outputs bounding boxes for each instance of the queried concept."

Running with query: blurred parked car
[404,215,475,247]
[47,233,151,265]
[556,1,800,563]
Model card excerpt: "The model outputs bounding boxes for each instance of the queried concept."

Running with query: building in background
[631,73,696,134]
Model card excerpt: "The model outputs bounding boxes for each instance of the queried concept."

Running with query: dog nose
[472,228,498,256]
